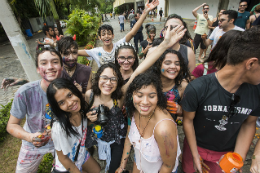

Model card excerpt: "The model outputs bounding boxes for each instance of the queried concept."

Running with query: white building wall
[168,0,219,19]
[227,0,240,11]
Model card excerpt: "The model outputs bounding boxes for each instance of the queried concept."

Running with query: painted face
[99,29,114,46]
[48,28,54,37]
[117,48,136,71]
[98,68,118,96]
[37,51,62,82]
[55,88,81,114]
[218,14,229,29]
[163,18,183,37]
[147,29,156,41]
[61,47,78,68]
[133,85,158,116]
[161,53,181,80]
[54,28,59,36]
[239,2,247,11]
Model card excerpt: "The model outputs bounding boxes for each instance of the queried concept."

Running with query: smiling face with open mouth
[133,85,158,116]
[37,51,62,82]
[98,67,118,96]
[99,29,114,46]
[160,53,180,80]
[117,48,136,71]
[55,88,81,115]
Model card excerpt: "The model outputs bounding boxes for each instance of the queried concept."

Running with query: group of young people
[2,0,260,172]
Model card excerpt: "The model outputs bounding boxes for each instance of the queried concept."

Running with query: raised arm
[121,25,186,98]
[192,3,207,18]
[125,0,159,42]
[1,77,29,90]
[155,120,178,172]
[187,47,196,72]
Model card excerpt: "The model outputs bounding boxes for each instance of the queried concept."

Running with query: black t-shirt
[181,73,260,152]
[61,63,92,94]
[159,10,163,15]
[140,40,150,58]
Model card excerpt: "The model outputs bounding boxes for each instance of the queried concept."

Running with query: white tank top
[128,117,181,173]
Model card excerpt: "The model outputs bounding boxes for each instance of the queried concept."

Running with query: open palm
[145,0,159,11]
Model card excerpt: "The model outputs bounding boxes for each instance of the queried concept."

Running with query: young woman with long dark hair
[47,78,100,173]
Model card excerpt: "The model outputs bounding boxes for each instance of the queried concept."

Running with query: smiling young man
[235,1,250,29]
[202,10,244,49]
[78,0,159,68]
[6,47,63,172]
[181,26,260,173]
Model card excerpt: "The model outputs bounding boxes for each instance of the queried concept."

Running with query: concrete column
[0,0,40,81]
[134,0,137,13]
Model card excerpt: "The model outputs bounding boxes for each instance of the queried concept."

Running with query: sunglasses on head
[227,94,240,118]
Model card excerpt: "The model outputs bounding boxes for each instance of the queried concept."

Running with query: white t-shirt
[85,37,126,67]
[195,13,213,35]
[52,118,89,172]
[209,26,244,48]
[44,38,54,48]
[118,15,125,24]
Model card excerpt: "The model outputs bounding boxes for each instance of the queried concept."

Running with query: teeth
[168,71,176,74]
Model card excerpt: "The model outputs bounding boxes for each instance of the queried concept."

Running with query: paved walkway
[0,16,256,172]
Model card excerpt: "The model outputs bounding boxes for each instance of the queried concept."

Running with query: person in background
[235,1,250,29]
[139,24,156,59]
[159,7,163,21]
[249,5,260,26]
[192,3,213,62]
[208,9,225,36]
[131,13,144,50]
[118,13,126,32]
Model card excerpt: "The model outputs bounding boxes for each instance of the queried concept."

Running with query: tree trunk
[0,0,40,81]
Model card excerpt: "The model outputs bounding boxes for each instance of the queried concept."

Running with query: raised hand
[163,25,186,48]
[145,0,159,11]
[1,77,28,90]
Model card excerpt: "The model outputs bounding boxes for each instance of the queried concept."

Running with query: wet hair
[43,25,52,35]
[204,30,242,69]
[145,24,156,33]
[125,71,167,117]
[98,24,114,36]
[255,5,260,13]
[153,49,191,87]
[47,78,88,137]
[57,36,78,55]
[222,10,238,23]
[227,26,260,65]
[164,14,192,44]
[92,63,124,100]
[115,43,139,71]
[35,47,63,68]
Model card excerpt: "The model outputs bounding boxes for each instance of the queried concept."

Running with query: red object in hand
[72,34,76,40]
[56,35,61,41]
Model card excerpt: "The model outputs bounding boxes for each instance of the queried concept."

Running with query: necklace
[138,109,155,138]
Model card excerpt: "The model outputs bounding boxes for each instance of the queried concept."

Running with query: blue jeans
[120,23,124,31]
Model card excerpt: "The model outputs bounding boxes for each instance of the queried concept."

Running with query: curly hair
[92,63,124,100]
[125,71,167,118]
[115,43,139,71]
[153,49,191,87]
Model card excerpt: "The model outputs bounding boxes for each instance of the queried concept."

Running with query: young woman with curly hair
[85,25,186,173]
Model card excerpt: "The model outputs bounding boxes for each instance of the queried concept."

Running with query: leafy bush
[78,56,90,66]
[38,153,54,173]
[66,8,101,46]
[0,99,13,142]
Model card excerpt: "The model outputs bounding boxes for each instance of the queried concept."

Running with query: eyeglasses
[118,56,135,62]
[204,8,209,10]
[100,75,118,84]
[227,94,240,118]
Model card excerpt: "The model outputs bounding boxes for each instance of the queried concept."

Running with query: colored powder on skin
[161,69,165,72]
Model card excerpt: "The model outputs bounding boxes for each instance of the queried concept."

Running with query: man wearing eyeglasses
[235,1,250,29]
[181,27,260,173]
[202,10,244,49]
[192,3,213,62]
